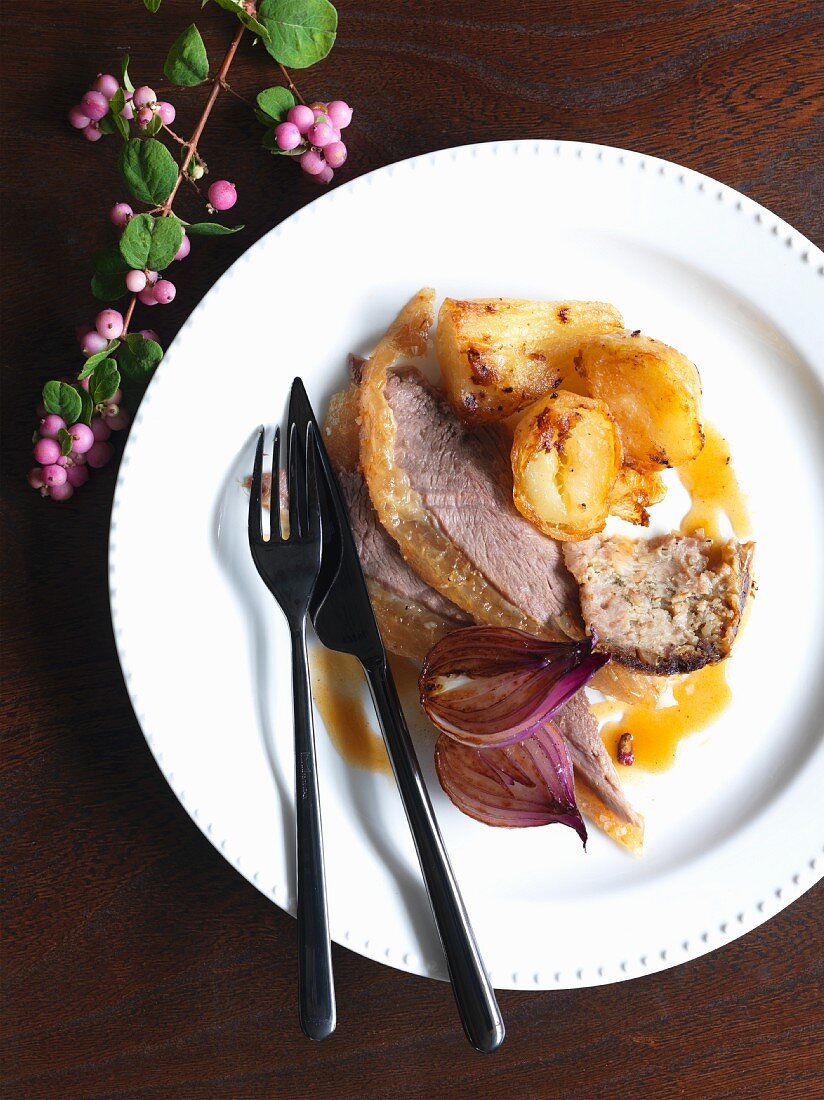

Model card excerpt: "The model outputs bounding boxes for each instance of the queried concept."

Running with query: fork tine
[270,427,282,541]
[248,426,265,544]
[305,423,321,542]
[287,420,307,538]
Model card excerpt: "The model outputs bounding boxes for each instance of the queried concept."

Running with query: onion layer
[435,723,587,844]
[419,626,608,747]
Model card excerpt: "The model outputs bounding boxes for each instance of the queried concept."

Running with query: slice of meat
[339,468,471,626]
[564,532,754,675]
[381,367,582,636]
[556,693,642,840]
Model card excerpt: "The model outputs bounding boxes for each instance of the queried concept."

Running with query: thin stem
[278,63,306,105]
[121,295,137,338]
[219,79,257,109]
[160,21,245,215]
[161,123,188,146]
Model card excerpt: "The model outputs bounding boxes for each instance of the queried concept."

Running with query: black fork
[248,421,335,1041]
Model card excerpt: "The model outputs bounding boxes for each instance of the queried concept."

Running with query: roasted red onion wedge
[434,723,587,844]
[419,626,608,747]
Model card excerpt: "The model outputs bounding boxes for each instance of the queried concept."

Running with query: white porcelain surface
[110,141,824,989]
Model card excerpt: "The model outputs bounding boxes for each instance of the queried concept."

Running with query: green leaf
[258,0,337,68]
[57,428,74,457]
[78,387,94,426]
[183,221,244,236]
[91,360,121,405]
[119,213,184,270]
[210,0,270,38]
[119,138,178,205]
[43,382,82,425]
[78,342,120,380]
[144,0,162,11]
[164,23,209,86]
[110,87,126,116]
[106,90,130,140]
[256,86,295,123]
[121,54,135,94]
[117,333,164,381]
[97,113,118,135]
[91,247,129,302]
[144,112,163,137]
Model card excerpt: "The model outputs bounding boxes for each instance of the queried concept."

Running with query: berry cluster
[68,74,175,143]
[108,203,190,306]
[274,99,352,184]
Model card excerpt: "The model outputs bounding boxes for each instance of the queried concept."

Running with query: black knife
[289,377,505,1054]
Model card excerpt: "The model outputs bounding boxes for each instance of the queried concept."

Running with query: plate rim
[109,138,824,990]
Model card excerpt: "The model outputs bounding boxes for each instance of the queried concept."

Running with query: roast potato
[511,391,622,541]
[609,466,666,526]
[576,332,704,471]
[436,297,624,424]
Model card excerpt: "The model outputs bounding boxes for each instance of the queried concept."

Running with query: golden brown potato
[576,332,704,471]
[436,297,623,423]
[609,466,666,526]
[511,391,622,541]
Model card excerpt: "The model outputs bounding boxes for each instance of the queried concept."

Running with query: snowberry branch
[30,0,352,503]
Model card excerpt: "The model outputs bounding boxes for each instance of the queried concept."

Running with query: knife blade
[288,377,505,1054]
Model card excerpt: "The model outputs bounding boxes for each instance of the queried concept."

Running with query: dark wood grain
[2,1,822,1096]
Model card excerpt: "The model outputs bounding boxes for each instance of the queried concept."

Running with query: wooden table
[2,1,822,1095]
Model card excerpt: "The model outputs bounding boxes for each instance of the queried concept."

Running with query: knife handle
[363,658,505,1054]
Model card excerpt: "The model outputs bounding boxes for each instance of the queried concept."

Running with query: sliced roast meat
[338,468,471,625]
[555,692,640,826]
[564,532,754,675]
[384,368,581,633]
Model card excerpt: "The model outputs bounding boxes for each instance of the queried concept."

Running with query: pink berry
[68,105,91,129]
[109,388,123,406]
[208,180,237,211]
[81,90,109,121]
[308,122,336,148]
[50,481,75,501]
[275,121,302,151]
[66,464,90,488]
[28,468,45,489]
[83,124,103,142]
[312,109,330,125]
[107,408,131,431]
[81,330,107,356]
[300,149,325,176]
[324,140,347,168]
[132,85,156,109]
[138,328,159,343]
[136,106,154,128]
[153,279,176,305]
[42,463,68,487]
[326,100,353,129]
[87,441,114,469]
[174,233,190,261]
[138,286,158,307]
[95,309,124,340]
[79,377,90,392]
[68,422,95,454]
[34,437,61,465]
[69,450,87,466]
[121,99,135,121]
[156,101,176,125]
[39,414,67,439]
[287,104,315,134]
[110,202,133,226]
[126,269,147,292]
[94,73,120,99]
[91,417,112,442]
[314,165,334,185]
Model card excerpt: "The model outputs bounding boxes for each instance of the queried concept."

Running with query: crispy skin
[436,297,623,423]
[564,532,754,674]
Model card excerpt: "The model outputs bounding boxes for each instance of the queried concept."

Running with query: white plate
[110,141,824,990]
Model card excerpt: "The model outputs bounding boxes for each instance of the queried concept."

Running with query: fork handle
[290,620,336,1041]
[363,659,505,1054]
